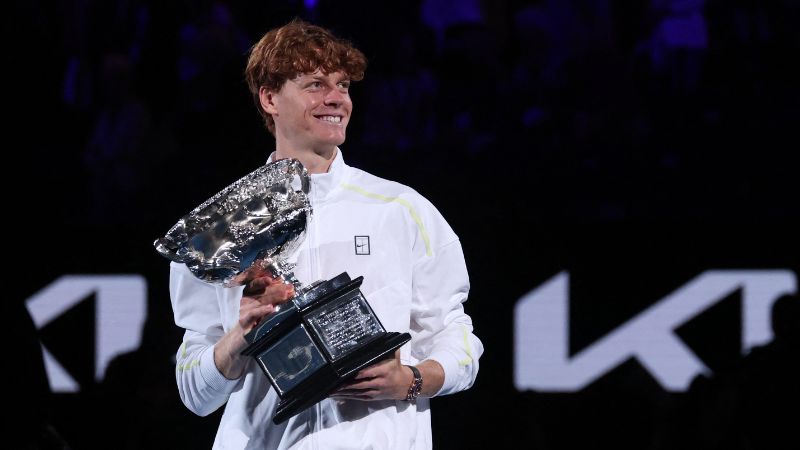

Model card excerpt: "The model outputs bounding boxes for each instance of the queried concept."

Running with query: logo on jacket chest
[354,236,370,255]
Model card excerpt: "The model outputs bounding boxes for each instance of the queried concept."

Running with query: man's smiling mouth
[315,115,343,124]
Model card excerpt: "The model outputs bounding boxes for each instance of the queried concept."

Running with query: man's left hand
[330,350,412,401]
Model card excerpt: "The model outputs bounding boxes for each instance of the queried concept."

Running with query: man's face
[264,70,352,151]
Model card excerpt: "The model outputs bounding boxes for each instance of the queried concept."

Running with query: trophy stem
[261,258,304,292]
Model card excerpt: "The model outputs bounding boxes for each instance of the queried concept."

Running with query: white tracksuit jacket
[169,150,483,449]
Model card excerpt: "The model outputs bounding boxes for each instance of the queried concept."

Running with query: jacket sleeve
[169,262,241,416]
[407,210,483,396]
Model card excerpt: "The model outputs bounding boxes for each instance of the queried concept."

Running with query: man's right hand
[239,274,295,334]
[214,270,294,380]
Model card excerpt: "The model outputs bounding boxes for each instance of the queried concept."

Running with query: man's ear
[259,86,278,115]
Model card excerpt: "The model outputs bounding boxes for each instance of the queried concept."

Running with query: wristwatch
[404,365,423,401]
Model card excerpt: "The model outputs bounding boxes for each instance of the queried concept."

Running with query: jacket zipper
[310,178,320,449]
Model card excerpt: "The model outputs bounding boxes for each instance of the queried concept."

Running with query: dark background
[10,1,799,449]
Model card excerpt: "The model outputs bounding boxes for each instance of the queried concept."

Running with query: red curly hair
[245,19,367,135]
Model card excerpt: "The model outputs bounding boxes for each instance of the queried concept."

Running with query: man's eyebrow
[308,75,334,84]
[298,74,350,84]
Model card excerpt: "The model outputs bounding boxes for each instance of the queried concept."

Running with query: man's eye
[338,82,350,90]
[309,81,322,89]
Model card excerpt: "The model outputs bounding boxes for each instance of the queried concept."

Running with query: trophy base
[273,331,411,424]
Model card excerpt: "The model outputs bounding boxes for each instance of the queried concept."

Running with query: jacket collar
[268,148,349,204]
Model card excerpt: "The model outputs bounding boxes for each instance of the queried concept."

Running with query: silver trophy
[154,158,310,289]
[154,158,410,424]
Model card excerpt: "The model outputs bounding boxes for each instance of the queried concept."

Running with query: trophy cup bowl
[154,158,410,423]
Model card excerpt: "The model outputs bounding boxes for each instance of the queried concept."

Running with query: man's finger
[240,304,274,327]
[330,388,377,400]
[337,378,377,391]
[242,277,267,296]
[252,284,294,305]
[243,304,273,321]
[232,264,271,285]
[243,275,284,295]
[355,359,391,380]
[330,394,373,401]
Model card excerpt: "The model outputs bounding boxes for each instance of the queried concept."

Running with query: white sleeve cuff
[199,345,239,394]
[427,349,463,397]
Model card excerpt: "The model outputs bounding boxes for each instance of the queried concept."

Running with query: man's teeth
[318,116,341,123]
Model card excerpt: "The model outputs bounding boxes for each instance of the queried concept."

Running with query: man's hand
[331,351,447,401]
[214,269,294,380]
[238,274,294,334]
[330,350,413,401]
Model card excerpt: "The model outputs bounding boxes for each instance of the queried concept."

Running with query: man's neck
[274,144,337,174]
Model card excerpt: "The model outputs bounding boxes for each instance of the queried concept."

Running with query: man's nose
[324,87,346,106]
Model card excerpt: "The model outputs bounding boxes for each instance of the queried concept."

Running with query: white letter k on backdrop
[514,270,796,392]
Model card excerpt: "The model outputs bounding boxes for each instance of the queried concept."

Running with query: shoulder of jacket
[343,166,430,206]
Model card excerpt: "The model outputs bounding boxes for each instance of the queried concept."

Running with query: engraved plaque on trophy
[154,158,410,424]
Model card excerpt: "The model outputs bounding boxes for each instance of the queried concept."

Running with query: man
[169,19,482,449]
